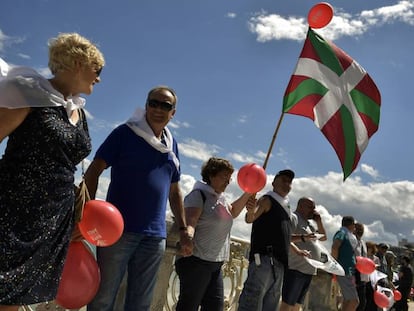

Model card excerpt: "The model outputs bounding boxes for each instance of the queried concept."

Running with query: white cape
[304,239,345,276]
[0,57,85,117]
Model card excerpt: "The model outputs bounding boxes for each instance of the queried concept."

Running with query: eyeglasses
[94,67,102,77]
[147,99,176,112]
[217,172,233,182]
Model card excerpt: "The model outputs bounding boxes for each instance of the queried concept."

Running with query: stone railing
[150,220,251,311]
[24,218,341,311]
[151,219,341,311]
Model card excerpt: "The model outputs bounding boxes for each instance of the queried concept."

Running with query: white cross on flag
[283,28,381,180]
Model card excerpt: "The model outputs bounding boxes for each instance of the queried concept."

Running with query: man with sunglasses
[85,86,192,311]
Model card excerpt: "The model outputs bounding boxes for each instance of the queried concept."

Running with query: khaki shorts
[337,275,359,301]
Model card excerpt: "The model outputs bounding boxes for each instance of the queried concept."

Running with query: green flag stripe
[340,105,357,178]
[283,78,328,112]
[309,30,344,77]
[349,89,380,126]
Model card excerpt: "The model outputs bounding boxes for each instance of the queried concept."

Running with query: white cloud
[0,29,9,52]
[169,119,190,129]
[86,115,123,133]
[225,150,266,164]
[90,149,410,249]
[361,163,380,179]
[238,115,247,123]
[0,28,25,52]
[360,0,414,26]
[179,138,221,161]
[248,1,414,42]
[37,66,52,78]
[173,169,410,248]
[226,12,237,19]
[18,53,30,60]
[248,13,308,42]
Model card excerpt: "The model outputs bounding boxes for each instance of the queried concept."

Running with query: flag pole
[262,112,285,170]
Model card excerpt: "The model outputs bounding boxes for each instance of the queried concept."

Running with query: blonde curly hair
[48,33,105,74]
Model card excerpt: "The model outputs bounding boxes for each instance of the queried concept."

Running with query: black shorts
[282,269,313,305]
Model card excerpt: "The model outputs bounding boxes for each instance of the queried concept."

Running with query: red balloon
[79,200,124,246]
[237,163,267,194]
[393,289,402,301]
[56,241,100,309]
[374,290,390,308]
[307,2,334,29]
[355,256,376,274]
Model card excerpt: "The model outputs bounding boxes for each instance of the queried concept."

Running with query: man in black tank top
[238,169,295,311]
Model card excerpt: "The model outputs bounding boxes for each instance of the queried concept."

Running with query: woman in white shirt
[175,157,252,311]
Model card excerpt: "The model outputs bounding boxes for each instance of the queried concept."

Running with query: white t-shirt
[184,182,233,262]
[288,212,320,275]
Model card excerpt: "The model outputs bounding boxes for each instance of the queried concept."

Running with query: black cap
[378,243,389,249]
[275,169,295,180]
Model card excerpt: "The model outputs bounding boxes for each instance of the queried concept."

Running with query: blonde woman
[0,33,104,310]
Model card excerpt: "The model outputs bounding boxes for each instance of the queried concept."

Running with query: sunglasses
[147,99,175,112]
[94,67,103,77]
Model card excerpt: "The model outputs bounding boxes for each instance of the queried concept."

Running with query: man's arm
[169,182,186,229]
[83,158,107,199]
[313,212,327,241]
[185,207,202,239]
[245,196,270,223]
[169,182,192,256]
[331,238,342,260]
[291,233,316,243]
[230,193,253,218]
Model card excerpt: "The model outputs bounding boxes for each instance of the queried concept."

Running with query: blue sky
[1,0,414,249]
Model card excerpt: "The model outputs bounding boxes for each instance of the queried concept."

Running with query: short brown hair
[201,157,234,184]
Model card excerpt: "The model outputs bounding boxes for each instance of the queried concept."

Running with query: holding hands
[245,196,257,213]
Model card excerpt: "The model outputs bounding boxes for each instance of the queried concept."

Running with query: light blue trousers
[87,232,165,311]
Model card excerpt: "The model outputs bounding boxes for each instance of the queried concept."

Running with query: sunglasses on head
[147,99,175,112]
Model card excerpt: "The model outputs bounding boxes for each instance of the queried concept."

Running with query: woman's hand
[177,230,193,257]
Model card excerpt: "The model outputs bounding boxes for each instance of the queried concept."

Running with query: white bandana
[126,107,179,170]
[264,190,291,217]
[191,180,227,206]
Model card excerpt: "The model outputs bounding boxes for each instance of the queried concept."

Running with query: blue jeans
[175,256,224,311]
[238,254,284,311]
[87,232,165,311]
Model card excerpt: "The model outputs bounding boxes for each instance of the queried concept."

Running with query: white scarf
[192,180,228,206]
[0,57,85,117]
[126,107,179,170]
[264,190,291,217]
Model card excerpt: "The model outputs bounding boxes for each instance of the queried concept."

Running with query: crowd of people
[0,31,413,311]
[332,218,413,311]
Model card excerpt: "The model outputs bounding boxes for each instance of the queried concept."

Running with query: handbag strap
[78,108,86,177]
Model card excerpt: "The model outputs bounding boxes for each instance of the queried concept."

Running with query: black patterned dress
[0,106,91,304]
